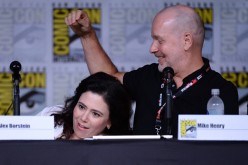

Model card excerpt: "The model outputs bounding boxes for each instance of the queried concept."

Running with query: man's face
[149,16,184,73]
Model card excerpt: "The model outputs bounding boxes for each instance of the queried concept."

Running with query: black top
[123,58,239,137]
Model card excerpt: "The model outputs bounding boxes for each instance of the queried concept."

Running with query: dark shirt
[123,58,239,137]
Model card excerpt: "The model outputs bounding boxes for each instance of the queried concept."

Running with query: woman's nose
[80,111,89,122]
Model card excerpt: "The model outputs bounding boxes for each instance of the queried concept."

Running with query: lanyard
[155,66,210,135]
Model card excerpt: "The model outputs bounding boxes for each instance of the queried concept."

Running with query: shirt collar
[182,57,210,84]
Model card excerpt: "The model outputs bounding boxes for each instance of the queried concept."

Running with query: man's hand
[64,10,92,37]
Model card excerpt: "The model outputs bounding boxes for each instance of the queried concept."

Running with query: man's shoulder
[207,69,237,89]
[127,63,158,73]
[123,63,160,89]
[208,69,228,82]
[124,63,159,79]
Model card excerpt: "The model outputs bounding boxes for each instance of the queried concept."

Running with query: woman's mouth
[78,123,89,130]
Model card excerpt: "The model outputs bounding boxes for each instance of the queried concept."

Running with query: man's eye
[158,40,164,44]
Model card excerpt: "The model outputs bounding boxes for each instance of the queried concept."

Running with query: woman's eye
[78,104,86,110]
[92,112,101,117]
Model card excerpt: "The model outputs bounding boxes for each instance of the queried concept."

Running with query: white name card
[0,116,54,140]
[178,115,248,141]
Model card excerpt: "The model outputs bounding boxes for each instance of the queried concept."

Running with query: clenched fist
[65,10,93,37]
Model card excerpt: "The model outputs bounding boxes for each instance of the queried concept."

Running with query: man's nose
[149,41,158,54]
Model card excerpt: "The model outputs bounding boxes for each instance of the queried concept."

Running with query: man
[65,5,239,137]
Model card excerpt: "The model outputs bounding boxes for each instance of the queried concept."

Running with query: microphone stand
[10,61,22,116]
[163,67,174,135]
[165,78,173,135]
[12,72,21,115]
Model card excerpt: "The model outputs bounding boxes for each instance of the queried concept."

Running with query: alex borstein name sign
[178,115,248,141]
[0,116,54,140]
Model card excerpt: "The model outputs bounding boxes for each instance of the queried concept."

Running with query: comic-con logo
[180,120,197,138]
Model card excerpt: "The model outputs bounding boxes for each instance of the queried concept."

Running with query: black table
[0,139,247,165]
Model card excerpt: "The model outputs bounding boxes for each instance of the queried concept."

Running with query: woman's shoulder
[36,105,64,116]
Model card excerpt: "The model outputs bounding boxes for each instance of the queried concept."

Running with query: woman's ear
[107,121,111,129]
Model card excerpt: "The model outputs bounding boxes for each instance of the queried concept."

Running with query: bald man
[65,5,239,137]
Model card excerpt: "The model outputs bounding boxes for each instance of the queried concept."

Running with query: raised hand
[65,10,93,37]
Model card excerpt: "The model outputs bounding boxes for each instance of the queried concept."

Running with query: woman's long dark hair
[53,72,132,139]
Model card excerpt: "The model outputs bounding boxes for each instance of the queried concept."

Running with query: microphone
[163,67,174,83]
[162,67,174,135]
[10,61,22,116]
[10,61,22,82]
[10,61,22,73]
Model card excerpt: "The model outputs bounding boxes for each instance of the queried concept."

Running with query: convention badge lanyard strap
[155,66,210,135]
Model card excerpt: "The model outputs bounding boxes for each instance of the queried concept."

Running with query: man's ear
[184,32,193,50]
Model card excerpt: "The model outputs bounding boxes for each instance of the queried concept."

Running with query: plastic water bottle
[207,89,224,115]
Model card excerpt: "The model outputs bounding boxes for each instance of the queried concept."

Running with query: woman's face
[71,91,111,139]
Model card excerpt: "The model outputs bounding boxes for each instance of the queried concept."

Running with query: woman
[39,72,132,139]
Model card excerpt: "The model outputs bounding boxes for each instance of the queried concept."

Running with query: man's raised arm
[65,10,124,82]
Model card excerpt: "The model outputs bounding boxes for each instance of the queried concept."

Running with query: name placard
[0,116,54,140]
[178,115,248,141]
[90,135,173,140]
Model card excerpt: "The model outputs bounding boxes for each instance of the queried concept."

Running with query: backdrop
[0,0,247,116]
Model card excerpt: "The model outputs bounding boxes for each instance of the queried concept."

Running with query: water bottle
[207,89,224,115]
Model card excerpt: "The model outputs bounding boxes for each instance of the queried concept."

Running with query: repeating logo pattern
[0,0,247,115]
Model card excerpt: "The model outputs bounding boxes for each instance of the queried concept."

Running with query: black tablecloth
[0,139,247,165]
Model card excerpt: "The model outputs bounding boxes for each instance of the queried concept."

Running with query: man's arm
[65,10,124,83]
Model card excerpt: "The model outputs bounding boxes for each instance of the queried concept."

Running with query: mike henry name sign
[178,115,248,141]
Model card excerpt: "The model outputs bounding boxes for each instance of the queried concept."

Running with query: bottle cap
[211,89,220,95]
